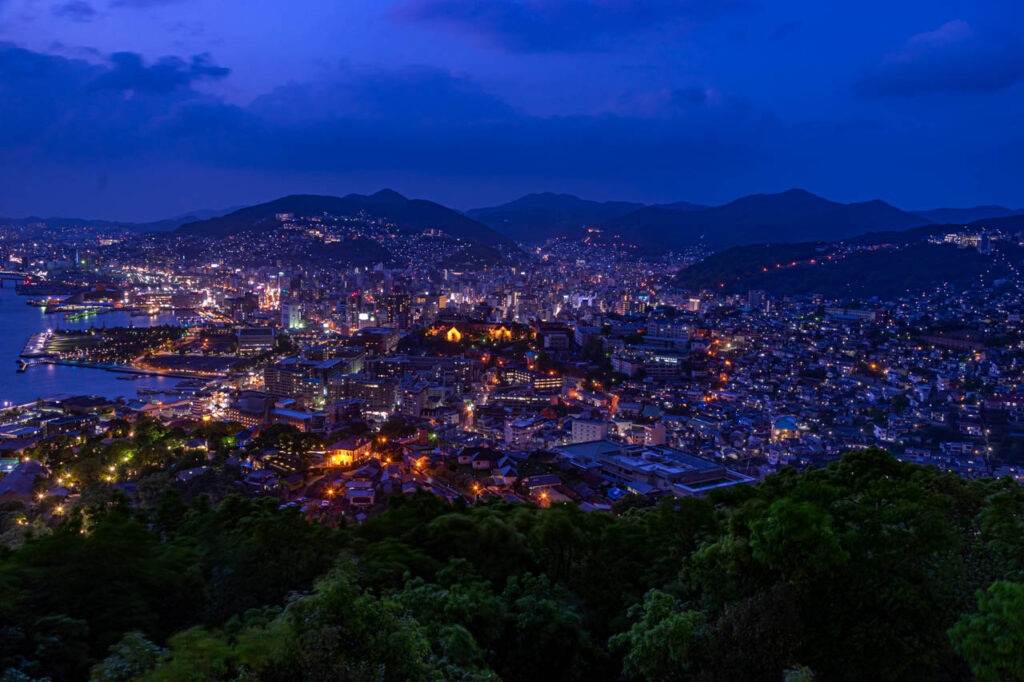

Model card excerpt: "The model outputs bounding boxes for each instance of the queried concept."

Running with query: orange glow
[488,326,513,341]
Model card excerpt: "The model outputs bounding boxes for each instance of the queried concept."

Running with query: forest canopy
[1,447,1023,681]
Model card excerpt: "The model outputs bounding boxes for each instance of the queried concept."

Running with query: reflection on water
[0,287,181,404]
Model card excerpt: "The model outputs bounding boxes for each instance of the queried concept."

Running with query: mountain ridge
[911,205,1023,225]
[176,192,518,250]
[6,190,1022,250]
[466,192,649,243]
[598,189,930,250]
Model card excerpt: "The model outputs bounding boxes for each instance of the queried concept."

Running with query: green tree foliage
[949,581,1024,682]
[3,447,1024,680]
[609,590,708,681]
[90,631,167,682]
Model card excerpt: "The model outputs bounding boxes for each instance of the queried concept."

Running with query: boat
[65,308,100,322]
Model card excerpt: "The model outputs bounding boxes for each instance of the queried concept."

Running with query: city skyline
[2,2,1024,680]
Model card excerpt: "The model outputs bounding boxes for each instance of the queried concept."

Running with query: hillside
[467,192,645,243]
[601,190,929,250]
[3,445,1023,681]
[0,207,239,233]
[731,200,928,245]
[913,205,1022,225]
[676,241,1017,297]
[967,213,1024,233]
[178,190,518,249]
[655,200,708,212]
[595,205,701,244]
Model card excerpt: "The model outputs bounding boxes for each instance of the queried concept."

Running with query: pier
[20,331,53,358]
[41,359,221,380]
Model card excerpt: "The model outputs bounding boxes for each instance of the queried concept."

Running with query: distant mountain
[839,212,1024,248]
[600,189,929,250]
[845,223,958,247]
[0,206,240,233]
[964,213,1024,233]
[655,200,708,213]
[595,206,698,241]
[466,193,646,243]
[177,190,518,249]
[732,199,928,245]
[133,206,244,231]
[676,241,1020,298]
[0,215,123,229]
[912,206,1022,225]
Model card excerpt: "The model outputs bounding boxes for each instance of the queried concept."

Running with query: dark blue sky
[1,0,1022,220]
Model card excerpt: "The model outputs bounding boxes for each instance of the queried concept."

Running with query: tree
[499,573,604,682]
[379,416,418,439]
[703,584,803,682]
[29,614,90,681]
[609,590,708,682]
[90,631,167,681]
[949,581,1024,682]
[890,392,910,414]
[748,499,849,586]
[283,568,436,681]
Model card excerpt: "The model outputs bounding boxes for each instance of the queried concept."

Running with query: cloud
[248,66,515,126]
[109,0,189,6]
[51,1,98,21]
[773,20,800,40]
[859,20,1024,95]
[0,42,226,157]
[3,39,1020,219]
[605,85,729,117]
[390,0,740,53]
[0,41,771,183]
[88,51,229,93]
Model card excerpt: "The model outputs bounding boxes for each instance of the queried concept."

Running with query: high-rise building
[381,292,411,329]
[237,327,275,355]
[282,300,303,329]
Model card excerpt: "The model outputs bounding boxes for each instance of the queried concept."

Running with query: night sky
[1,0,1022,220]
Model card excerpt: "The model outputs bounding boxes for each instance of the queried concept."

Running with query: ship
[65,308,102,322]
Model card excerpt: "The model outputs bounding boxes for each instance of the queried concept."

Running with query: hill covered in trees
[597,190,930,251]
[2,440,1024,681]
[676,242,1018,297]
[176,190,518,250]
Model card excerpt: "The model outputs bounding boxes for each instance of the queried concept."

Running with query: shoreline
[39,359,224,380]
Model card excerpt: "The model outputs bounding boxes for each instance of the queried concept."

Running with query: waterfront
[0,286,180,405]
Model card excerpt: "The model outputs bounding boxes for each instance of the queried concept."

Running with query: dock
[20,331,53,358]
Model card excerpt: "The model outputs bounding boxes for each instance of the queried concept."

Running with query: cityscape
[2,1,1024,681]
